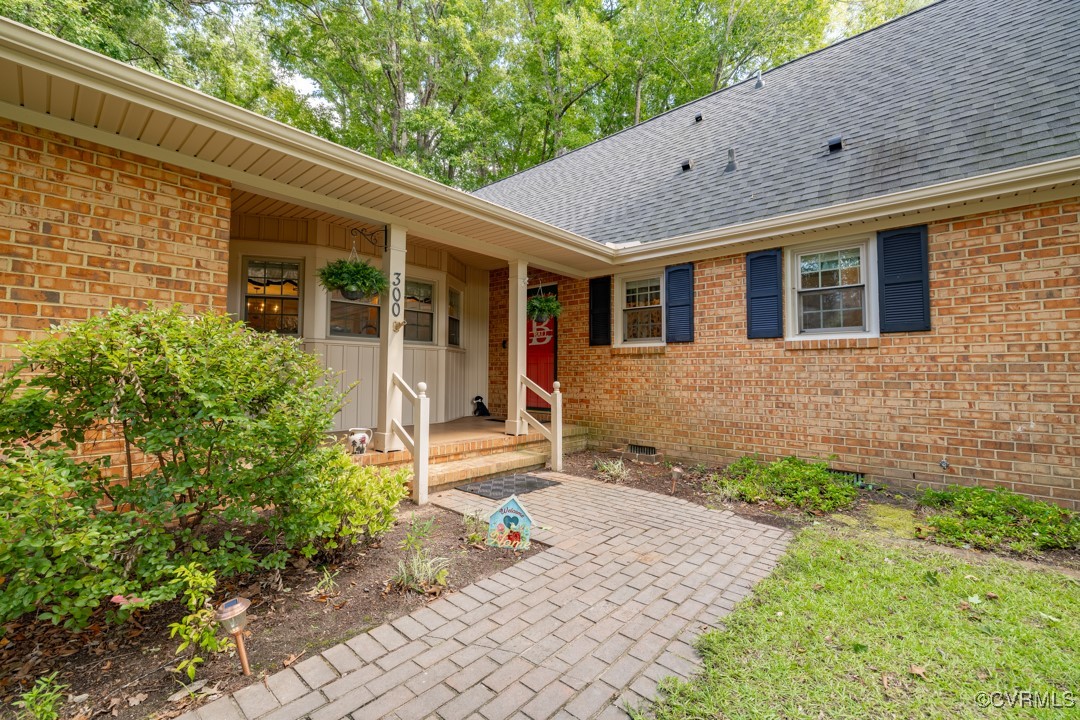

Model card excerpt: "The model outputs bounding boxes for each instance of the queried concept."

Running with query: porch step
[354,423,588,468]
[429,448,550,491]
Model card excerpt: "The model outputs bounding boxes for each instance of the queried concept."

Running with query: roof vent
[681,158,693,172]
[725,148,737,172]
[827,135,844,153]
[694,112,703,123]
[754,69,763,89]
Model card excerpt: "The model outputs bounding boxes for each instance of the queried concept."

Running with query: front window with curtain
[329,291,380,338]
[448,288,462,347]
[623,277,662,341]
[244,259,300,335]
[797,246,865,332]
[404,279,434,342]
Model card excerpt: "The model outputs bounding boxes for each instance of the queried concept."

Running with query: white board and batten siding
[228,218,490,433]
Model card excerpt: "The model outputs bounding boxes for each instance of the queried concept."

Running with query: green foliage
[13,672,67,720]
[391,516,448,594]
[462,512,487,545]
[640,527,1080,720]
[526,294,563,321]
[167,563,231,681]
[315,259,389,297]
[0,306,405,629]
[594,458,630,484]
[917,486,1080,553]
[705,455,858,513]
[0,0,919,188]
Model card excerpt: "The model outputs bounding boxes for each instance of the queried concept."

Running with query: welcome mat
[457,474,560,500]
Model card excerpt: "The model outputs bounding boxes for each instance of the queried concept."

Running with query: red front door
[526,285,557,410]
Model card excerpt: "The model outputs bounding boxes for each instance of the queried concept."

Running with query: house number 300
[391,272,402,316]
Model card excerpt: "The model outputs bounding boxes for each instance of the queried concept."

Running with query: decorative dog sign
[486,495,533,550]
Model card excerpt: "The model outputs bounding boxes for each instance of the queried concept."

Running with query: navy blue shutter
[746,249,783,338]
[588,276,612,346]
[878,226,930,333]
[665,263,694,343]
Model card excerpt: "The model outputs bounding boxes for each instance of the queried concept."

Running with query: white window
[404,279,434,343]
[329,291,380,338]
[787,238,877,339]
[447,288,462,347]
[617,274,664,344]
[243,259,301,336]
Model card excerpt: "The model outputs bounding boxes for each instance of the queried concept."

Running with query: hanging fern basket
[527,294,563,323]
[316,258,389,300]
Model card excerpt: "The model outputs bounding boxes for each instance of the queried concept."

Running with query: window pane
[245,260,301,336]
[448,289,461,319]
[448,316,460,346]
[799,248,862,292]
[624,307,662,341]
[330,302,380,337]
[405,281,433,312]
[405,309,433,342]
[624,278,661,309]
[798,286,865,332]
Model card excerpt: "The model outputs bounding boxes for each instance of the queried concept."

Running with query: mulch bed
[0,504,540,720]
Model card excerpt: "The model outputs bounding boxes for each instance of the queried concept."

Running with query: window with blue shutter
[878,226,930,333]
[665,263,694,343]
[746,249,783,338]
[588,276,612,346]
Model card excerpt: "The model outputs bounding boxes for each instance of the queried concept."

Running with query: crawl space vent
[628,444,657,456]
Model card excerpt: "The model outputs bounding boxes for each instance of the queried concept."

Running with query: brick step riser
[352,431,588,469]
[355,435,588,476]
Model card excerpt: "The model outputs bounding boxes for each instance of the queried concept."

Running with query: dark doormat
[457,474,560,500]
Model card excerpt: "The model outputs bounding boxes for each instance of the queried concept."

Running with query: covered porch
[225,188,600,501]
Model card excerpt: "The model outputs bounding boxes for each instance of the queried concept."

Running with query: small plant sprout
[14,672,66,720]
[392,514,449,594]
[594,458,630,484]
[462,512,487,546]
[310,568,339,597]
[400,515,434,553]
[168,563,233,681]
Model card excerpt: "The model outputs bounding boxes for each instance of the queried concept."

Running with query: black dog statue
[472,395,491,416]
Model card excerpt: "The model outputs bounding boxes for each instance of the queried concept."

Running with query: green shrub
[0,306,406,629]
[13,672,66,720]
[167,563,231,681]
[705,455,858,513]
[917,485,1080,552]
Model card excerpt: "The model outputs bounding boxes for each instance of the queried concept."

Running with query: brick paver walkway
[181,472,789,720]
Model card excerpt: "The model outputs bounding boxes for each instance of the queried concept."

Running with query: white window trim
[614,270,665,347]
[240,255,305,337]
[784,235,879,341]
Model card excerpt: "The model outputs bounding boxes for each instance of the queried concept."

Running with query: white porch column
[505,259,528,436]
[373,224,407,452]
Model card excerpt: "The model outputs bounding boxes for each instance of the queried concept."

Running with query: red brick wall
[490,198,1079,508]
[0,120,231,360]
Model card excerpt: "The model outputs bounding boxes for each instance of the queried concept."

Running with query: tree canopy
[0,0,928,189]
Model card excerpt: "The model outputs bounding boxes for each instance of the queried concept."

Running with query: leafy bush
[917,485,1080,552]
[0,306,406,629]
[705,455,858,513]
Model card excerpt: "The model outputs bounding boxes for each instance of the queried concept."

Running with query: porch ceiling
[0,18,615,278]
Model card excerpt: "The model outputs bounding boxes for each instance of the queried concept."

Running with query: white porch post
[505,259,528,436]
[373,224,407,452]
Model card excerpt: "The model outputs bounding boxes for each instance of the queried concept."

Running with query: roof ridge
[476,0,950,193]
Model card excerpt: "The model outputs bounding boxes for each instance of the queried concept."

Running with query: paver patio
[181,472,789,720]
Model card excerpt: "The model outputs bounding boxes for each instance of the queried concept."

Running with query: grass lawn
[642,527,1080,719]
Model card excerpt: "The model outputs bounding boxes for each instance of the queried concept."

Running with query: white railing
[390,373,430,505]
[518,376,563,472]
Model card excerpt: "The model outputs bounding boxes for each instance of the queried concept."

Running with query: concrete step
[430,448,550,491]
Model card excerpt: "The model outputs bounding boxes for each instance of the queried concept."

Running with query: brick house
[1,0,1078,507]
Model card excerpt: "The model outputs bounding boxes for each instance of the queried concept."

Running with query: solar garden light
[215,597,252,676]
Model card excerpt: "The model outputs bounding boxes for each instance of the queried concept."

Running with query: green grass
[918,486,1080,553]
[705,456,858,513]
[641,528,1080,719]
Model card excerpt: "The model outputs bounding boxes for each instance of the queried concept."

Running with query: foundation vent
[628,444,657,456]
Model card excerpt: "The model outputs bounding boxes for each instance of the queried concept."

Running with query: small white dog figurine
[348,427,372,454]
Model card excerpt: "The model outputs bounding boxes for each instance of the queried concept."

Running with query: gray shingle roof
[473,0,1080,246]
